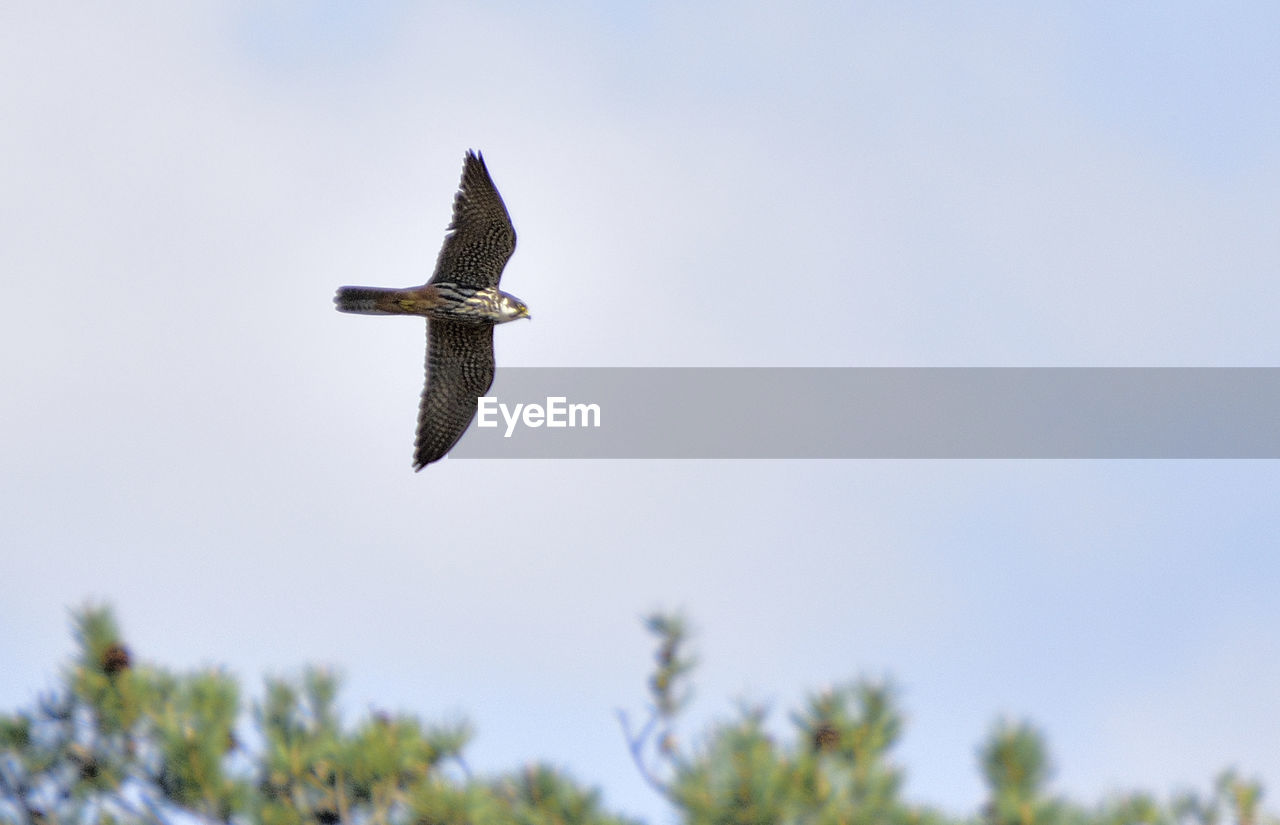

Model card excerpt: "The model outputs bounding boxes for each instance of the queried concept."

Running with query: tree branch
[615,709,671,800]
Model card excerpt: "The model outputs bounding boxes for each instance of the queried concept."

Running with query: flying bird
[335,151,529,470]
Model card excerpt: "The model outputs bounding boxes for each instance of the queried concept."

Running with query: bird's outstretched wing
[414,320,496,470]
[428,151,517,289]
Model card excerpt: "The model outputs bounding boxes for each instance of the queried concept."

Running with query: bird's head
[496,291,531,323]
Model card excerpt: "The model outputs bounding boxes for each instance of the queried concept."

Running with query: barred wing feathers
[428,151,517,290]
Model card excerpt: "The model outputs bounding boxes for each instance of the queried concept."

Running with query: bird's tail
[333,286,418,315]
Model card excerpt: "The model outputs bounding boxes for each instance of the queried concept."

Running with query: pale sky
[3,3,1279,823]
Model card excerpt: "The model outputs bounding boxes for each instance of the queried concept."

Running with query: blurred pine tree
[0,606,1272,825]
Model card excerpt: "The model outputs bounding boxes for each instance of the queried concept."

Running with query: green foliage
[620,613,1276,825]
[979,719,1053,825]
[622,614,941,825]
[0,605,633,825]
[0,605,1275,825]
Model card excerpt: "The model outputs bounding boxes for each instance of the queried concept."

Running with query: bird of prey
[334,151,529,470]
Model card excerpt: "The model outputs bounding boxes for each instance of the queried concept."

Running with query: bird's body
[334,151,529,470]
[334,283,528,325]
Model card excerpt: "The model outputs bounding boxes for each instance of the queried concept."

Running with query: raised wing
[414,320,496,469]
[428,151,517,289]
